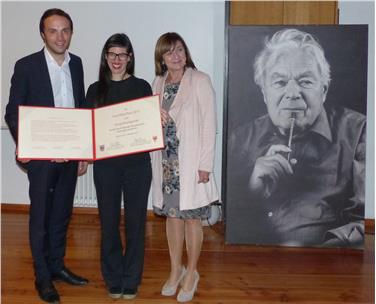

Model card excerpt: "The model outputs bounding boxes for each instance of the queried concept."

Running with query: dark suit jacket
[5,49,85,142]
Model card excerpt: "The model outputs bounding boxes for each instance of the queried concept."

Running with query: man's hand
[77,161,89,176]
[249,144,293,199]
[15,148,31,163]
[18,158,31,163]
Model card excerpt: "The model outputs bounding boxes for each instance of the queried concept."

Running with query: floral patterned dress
[153,83,211,220]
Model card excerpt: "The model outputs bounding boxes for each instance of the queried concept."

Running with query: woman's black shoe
[108,286,122,299]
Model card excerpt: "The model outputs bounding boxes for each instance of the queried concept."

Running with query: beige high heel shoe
[161,266,186,296]
[177,270,199,302]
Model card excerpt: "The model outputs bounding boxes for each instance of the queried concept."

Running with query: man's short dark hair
[39,8,73,34]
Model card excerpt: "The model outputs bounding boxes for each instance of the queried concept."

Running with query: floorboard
[1,211,374,303]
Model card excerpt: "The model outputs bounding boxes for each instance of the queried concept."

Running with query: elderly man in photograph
[229,28,366,248]
[5,8,88,304]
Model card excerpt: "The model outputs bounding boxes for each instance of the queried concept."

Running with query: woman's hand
[77,161,89,176]
[198,170,210,184]
[161,108,170,126]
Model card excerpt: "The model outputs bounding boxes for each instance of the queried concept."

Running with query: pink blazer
[150,68,219,210]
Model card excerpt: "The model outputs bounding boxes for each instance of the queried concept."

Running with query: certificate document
[93,95,164,159]
[18,107,94,160]
[18,95,164,160]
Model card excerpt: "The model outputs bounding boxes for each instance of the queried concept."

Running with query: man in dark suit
[5,8,89,304]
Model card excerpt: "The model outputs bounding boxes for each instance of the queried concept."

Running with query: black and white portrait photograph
[224,25,368,248]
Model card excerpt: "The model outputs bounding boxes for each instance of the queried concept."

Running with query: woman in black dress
[86,33,152,300]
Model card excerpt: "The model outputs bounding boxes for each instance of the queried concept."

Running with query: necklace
[166,69,184,84]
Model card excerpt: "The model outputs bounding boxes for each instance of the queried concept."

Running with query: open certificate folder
[17,95,164,160]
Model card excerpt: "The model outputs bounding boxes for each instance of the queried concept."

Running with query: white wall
[1,1,374,219]
[1,1,223,123]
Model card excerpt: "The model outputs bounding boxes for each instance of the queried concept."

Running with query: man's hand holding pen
[248,112,298,199]
[249,144,294,199]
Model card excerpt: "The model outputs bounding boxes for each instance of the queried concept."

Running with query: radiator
[74,165,97,207]
[73,165,221,222]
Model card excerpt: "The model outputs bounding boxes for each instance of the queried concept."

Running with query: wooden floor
[1,210,374,304]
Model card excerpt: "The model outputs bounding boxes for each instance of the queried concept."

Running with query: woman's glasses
[106,52,129,61]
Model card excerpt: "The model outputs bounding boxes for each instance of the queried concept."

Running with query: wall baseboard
[1,204,159,218]
[1,203,374,234]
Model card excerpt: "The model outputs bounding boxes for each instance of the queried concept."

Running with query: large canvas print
[224,26,368,248]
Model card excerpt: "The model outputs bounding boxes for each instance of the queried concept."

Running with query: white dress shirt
[44,47,74,108]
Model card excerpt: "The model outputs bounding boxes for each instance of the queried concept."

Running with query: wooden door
[229,1,338,25]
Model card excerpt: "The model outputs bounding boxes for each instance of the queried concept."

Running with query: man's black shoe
[35,280,60,304]
[51,267,89,285]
